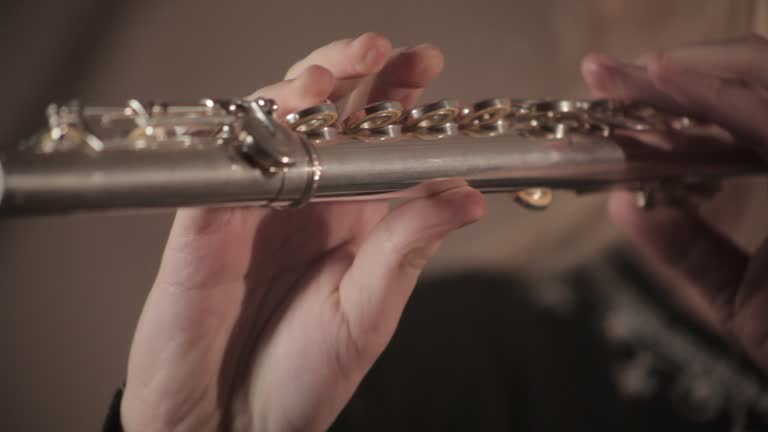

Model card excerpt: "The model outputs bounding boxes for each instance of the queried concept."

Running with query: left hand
[120,33,485,432]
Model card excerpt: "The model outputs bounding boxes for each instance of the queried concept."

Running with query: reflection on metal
[405,99,461,130]
[0,97,764,216]
[514,188,553,210]
[344,101,404,134]
[285,102,338,133]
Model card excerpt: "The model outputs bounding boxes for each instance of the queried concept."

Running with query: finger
[246,64,335,117]
[656,34,768,88]
[285,32,392,101]
[336,180,485,362]
[365,43,445,109]
[608,190,749,322]
[647,52,768,145]
[580,52,687,113]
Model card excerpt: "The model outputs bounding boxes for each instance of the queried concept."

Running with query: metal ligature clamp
[234,98,298,170]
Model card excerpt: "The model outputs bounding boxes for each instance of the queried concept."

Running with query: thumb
[337,180,485,362]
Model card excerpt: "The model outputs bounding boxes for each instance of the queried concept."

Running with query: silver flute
[0,96,765,217]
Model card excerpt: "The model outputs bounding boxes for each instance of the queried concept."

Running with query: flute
[0,96,764,217]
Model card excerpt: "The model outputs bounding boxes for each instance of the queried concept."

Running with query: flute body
[0,97,764,216]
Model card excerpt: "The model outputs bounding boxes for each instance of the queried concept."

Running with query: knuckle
[401,245,433,272]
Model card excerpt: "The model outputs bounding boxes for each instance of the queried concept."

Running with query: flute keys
[405,99,461,130]
[589,101,677,134]
[511,99,603,138]
[285,102,338,133]
[303,126,338,143]
[405,99,461,139]
[460,97,512,128]
[538,100,585,138]
[414,122,460,140]
[285,102,340,144]
[343,101,404,141]
[510,99,553,137]
[465,119,510,137]
[40,101,104,153]
[514,188,553,210]
[344,101,404,133]
[356,124,403,142]
[283,97,689,144]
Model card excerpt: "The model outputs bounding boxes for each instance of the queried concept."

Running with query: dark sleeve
[102,385,124,432]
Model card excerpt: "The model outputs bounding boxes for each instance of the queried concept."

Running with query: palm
[143,202,389,430]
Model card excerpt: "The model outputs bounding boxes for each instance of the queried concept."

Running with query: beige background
[0,1,764,430]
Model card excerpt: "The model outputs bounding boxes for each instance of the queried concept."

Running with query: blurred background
[0,1,767,430]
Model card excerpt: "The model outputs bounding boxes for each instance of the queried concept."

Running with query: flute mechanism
[0,97,764,216]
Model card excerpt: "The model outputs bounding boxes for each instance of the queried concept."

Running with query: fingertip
[432,185,487,228]
[580,52,622,98]
[408,43,445,82]
[457,187,487,225]
[581,52,617,76]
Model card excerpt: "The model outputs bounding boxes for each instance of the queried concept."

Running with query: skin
[120,33,485,432]
[122,32,768,430]
[581,33,768,371]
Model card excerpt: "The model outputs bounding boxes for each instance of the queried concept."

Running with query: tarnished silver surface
[312,134,761,198]
[0,97,765,216]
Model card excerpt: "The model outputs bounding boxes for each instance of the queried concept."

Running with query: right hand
[581,34,768,371]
